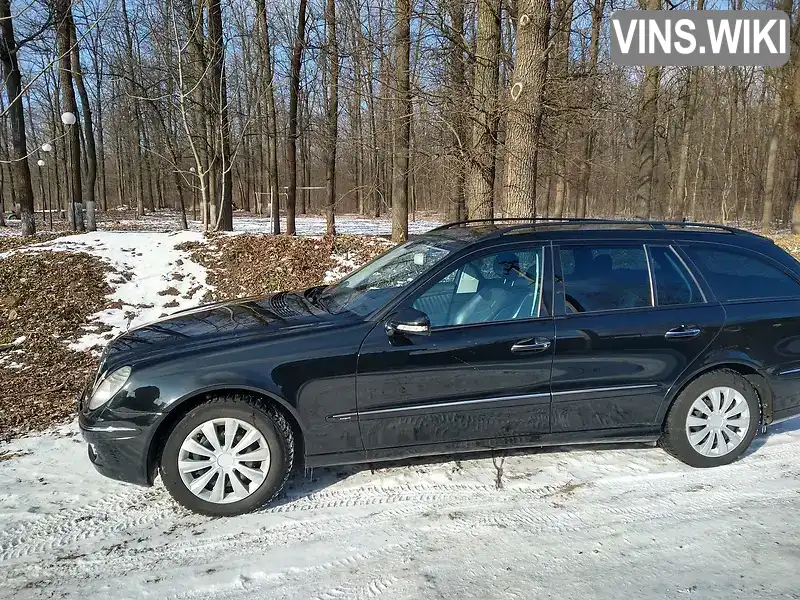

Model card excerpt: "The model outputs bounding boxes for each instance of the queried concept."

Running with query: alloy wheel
[177,417,271,504]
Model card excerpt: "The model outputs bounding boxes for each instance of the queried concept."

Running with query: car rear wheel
[160,394,294,516]
[660,370,760,468]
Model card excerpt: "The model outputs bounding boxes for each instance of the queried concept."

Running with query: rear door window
[682,244,800,302]
[648,246,704,306]
[559,245,651,313]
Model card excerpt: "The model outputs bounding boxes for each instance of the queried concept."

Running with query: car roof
[422,218,772,248]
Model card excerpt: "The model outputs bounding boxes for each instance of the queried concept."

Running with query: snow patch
[10,231,213,353]
[323,254,360,284]
[104,213,440,236]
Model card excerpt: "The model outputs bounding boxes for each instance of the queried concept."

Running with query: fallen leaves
[186,234,392,301]
[0,231,78,254]
[0,251,112,440]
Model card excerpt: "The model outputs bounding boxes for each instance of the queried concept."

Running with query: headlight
[88,366,131,410]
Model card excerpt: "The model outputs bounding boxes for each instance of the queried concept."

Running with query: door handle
[511,338,552,353]
[665,326,701,340]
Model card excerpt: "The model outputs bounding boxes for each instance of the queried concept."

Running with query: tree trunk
[445,0,468,222]
[763,93,783,233]
[0,0,35,235]
[208,0,233,231]
[69,16,97,231]
[391,0,411,242]
[324,0,339,236]
[90,34,107,213]
[672,71,694,219]
[351,19,365,216]
[549,0,573,219]
[121,0,143,219]
[466,0,501,219]
[633,0,662,219]
[785,0,800,231]
[503,0,550,217]
[256,0,281,234]
[301,127,310,214]
[55,0,84,232]
[286,0,308,235]
[576,0,605,219]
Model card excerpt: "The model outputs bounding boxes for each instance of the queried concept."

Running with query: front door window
[412,247,547,327]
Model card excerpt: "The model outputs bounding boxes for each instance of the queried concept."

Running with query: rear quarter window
[682,244,800,302]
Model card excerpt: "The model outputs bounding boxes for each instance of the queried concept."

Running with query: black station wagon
[80,218,800,516]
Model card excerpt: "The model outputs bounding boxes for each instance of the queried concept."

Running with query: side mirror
[385,308,431,337]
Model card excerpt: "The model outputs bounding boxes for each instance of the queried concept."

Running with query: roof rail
[432,217,757,236]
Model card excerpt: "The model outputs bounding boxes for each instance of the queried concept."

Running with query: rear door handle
[665,326,701,340]
[511,338,552,353]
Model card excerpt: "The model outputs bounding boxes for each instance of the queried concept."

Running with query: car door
[355,243,555,456]
[550,241,725,433]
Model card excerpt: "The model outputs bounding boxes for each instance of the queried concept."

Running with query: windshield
[319,237,462,316]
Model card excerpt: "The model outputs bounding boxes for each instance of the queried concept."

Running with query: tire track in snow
[160,545,409,600]
[9,486,529,582]
[266,479,565,513]
[12,454,799,590]
[311,575,400,600]
[0,488,179,562]
[0,479,567,566]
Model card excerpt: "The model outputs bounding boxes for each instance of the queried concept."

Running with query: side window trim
[645,244,709,306]
[667,244,708,304]
[644,245,656,307]
[670,244,716,303]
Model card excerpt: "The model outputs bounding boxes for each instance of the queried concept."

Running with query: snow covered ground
[1,419,799,599]
[2,222,800,599]
[0,212,441,237]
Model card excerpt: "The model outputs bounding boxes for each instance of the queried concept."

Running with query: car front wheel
[660,370,760,468]
[160,394,294,516]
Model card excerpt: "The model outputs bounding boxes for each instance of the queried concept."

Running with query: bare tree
[69,15,97,231]
[324,0,339,236]
[55,0,84,231]
[208,0,233,231]
[286,0,308,236]
[0,0,36,235]
[466,0,501,219]
[503,0,550,217]
[256,0,280,234]
[120,0,144,218]
[392,0,411,242]
[633,0,662,219]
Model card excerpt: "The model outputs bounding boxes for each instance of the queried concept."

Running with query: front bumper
[78,388,153,487]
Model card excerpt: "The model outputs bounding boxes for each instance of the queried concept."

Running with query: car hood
[100,287,344,372]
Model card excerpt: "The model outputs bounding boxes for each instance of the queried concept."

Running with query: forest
[0,0,799,242]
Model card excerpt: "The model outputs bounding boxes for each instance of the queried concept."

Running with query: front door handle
[511,337,552,353]
[665,326,701,340]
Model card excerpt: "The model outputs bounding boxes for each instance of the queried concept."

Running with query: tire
[660,369,760,468]
[160,393,294,516]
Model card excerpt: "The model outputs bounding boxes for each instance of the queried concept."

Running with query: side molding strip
[328,383,659,421]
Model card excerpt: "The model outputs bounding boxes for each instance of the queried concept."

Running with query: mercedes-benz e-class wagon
[79,218,800,516]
